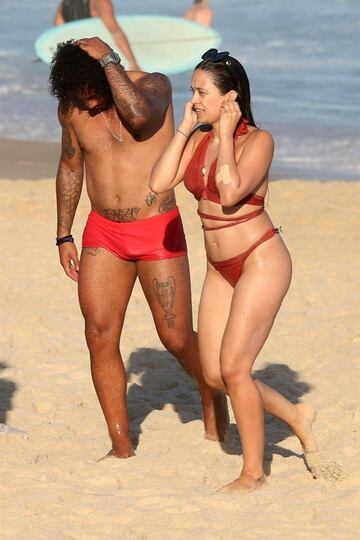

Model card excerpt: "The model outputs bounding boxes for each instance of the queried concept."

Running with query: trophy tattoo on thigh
[153,276,176,328]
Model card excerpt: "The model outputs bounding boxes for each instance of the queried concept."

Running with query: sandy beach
[0,149,359,539]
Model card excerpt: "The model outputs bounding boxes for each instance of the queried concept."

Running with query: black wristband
[56,234,74,246]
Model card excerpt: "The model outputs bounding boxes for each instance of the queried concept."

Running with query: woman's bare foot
[291,402,319,454]
[219,472,266,492]
[203,390,230,442]
[287,403,345,481]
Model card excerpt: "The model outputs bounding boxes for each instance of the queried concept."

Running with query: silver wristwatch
[99,51,121,68]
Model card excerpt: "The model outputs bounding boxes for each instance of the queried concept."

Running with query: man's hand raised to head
[75,37,112,60]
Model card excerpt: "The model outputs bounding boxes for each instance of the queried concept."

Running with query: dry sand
[0,166,360,539]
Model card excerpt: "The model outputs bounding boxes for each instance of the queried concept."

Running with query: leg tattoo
[85,247,101,257]
[152,276,176,328]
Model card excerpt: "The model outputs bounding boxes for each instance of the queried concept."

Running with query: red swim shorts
[82,207,187,261]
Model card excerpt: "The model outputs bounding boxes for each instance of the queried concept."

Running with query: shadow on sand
[0,361,17,424]
[126,348,313,474]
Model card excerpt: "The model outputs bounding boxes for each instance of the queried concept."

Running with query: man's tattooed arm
[103,65,172,133]
[56,110,84,237]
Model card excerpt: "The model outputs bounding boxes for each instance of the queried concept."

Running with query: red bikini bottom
[82,207,187,261]
[207,228,279,287]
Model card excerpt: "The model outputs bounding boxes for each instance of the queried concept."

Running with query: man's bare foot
[219,472,266,492]
[203,390,230,442]
[291,402,319,454]
[97,447,135,462]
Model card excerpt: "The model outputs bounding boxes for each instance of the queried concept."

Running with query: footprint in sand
[304,451,346,482]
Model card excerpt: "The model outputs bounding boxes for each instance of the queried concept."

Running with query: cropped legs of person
[79,247,229,458]
[78,247,137,458]
[137,255,229,442]
[198,236,317,489]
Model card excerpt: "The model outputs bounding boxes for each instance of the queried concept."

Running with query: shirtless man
[54,0,139,70]
[49,38,228,458]
[184,0,213,27]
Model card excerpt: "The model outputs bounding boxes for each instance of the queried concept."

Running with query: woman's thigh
[220,238,292,377]
[198,263,234,381]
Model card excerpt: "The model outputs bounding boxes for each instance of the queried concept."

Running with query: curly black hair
[49,41,113,115]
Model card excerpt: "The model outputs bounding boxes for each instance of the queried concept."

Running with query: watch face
[109,52,120,63]
[100,52,120,67]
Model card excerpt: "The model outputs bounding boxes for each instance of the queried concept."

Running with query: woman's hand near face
[219,99,242,137]
[178,101,198,136]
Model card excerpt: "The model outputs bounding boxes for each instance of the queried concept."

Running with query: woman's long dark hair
[195,52,256,127]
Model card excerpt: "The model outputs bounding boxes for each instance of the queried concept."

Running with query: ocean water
[0,0,359,180]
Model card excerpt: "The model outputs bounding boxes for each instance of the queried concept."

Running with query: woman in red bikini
[150,49,318,491]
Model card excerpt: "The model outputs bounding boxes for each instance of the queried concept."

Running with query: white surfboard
[35,15,222,74]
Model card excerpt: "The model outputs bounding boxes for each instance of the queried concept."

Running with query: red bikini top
[183,118,263,207]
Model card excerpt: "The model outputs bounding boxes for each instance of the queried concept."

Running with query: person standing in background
[54,0,139,70]
[184,0,213,27]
